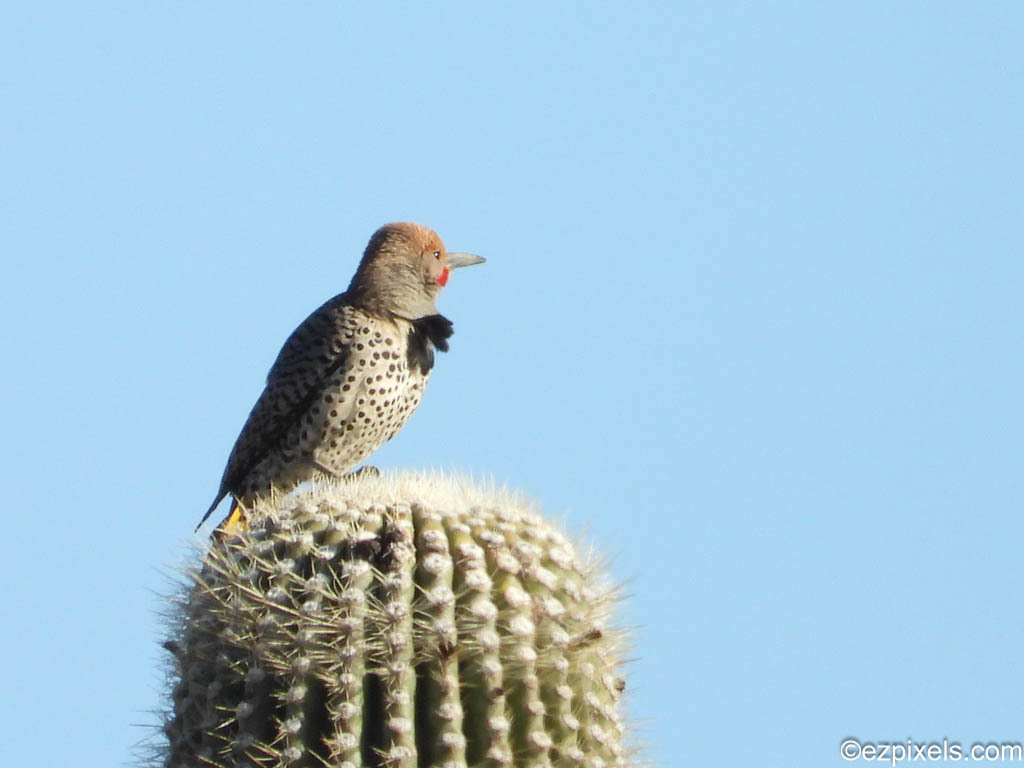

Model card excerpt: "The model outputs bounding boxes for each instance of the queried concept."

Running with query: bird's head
[349,222,485,319]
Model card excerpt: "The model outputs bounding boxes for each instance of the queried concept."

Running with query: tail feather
[196,490,227,531]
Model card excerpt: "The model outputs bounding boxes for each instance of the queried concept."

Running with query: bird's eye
[433,250,441,260]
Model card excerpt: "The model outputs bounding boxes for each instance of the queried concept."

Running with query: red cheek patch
[437,266,450,286]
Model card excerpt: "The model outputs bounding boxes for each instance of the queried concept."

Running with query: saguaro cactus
[161,472,629,768]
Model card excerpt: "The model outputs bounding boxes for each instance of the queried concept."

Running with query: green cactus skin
[161,473,629,768]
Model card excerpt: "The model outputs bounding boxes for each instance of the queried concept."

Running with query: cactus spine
[162,473,628,768]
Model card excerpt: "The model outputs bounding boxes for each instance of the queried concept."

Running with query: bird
[197,222,485,532]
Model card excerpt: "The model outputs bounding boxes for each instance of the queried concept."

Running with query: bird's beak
[446,252,486,269]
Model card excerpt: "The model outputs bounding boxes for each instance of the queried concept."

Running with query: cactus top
[164,472,631,768]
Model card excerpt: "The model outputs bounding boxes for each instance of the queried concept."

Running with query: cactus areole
[161,473,629,768]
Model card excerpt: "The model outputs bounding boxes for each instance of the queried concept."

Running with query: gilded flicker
[197,222,485,531]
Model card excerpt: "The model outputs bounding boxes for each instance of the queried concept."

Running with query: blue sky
[2,3,1022,766]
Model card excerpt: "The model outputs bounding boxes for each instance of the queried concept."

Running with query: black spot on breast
[407,314,454,375]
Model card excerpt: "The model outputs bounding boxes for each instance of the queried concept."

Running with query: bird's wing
[198,295,354,527]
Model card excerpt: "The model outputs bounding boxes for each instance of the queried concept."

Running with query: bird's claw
[347,465,381,480]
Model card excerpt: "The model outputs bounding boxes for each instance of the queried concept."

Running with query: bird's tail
[195,492,225,532]
[215,499,248,537]
[196,494,248,535]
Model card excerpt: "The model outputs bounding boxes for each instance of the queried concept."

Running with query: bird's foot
[346,465,381,480]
